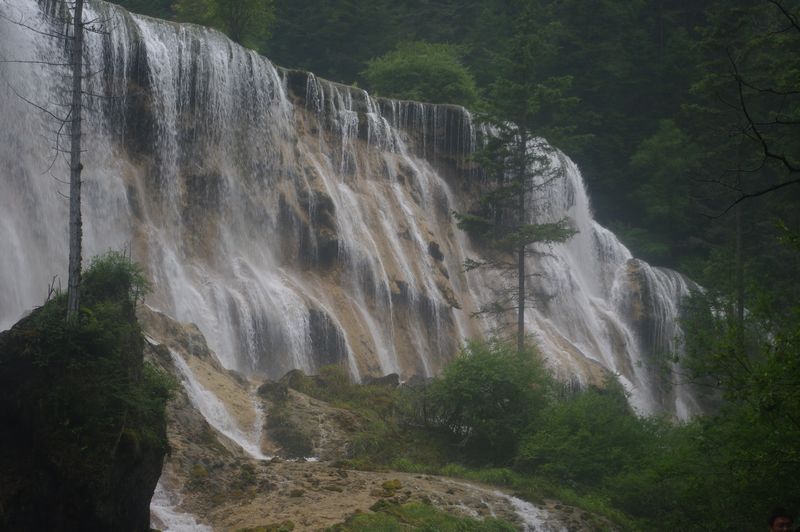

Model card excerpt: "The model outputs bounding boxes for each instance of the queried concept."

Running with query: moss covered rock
[0,252,171,531]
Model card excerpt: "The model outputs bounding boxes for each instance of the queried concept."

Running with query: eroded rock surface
[143,309,613,531]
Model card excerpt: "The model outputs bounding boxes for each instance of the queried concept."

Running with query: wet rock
[363,373,400,387]
[309,309,348,367]
[258,380,289,403]
[428,240,444,261]
[279,369,309,390]
[0,307,167,532]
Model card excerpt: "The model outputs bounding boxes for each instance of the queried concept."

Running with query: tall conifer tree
[456,1,577,353]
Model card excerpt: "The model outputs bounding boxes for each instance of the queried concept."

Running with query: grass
[327,501,516,531]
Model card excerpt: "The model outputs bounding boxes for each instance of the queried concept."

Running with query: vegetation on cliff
[0,252,172,531]
[360,42,479,108]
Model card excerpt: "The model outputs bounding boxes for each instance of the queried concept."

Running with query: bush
[427,340,552,464]
[515,378,650,485]
[361,41,480,107]
[17,251,171,463]
[265,405,314,458]
[82,250,150,308]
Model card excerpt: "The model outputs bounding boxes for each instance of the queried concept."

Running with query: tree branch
[768,0,800,34]
[709,52,800,215]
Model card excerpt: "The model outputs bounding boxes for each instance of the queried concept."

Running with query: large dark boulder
[0,255,170,531]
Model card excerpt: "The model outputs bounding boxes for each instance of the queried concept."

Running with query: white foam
[150,481,212,532]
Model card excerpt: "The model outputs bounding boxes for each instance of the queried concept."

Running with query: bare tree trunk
[517,240,525,353]
[516,131,527,354]
[735,203,744,339]
[66,0,84,320]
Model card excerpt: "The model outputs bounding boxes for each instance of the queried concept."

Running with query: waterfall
[168,348,268,460]
[150,482,212,532]
[0,0,698,416]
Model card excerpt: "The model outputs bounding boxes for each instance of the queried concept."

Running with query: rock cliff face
[0,0,697,415]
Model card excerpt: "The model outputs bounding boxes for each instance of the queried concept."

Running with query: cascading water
[150,482,212,532]
[167,347,268,460]
[0,0,698,416]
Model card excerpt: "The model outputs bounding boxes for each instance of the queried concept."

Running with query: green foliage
[449,5,580,350]
[361,41,479,107]
[287,365,399,421]
[607,223,671,267]
[650,225,800,529]
[675,289,800,526]
[427,340,552,463]
[0,252,172,529]
[455,43,577,342]
[292,337,800,529]
[82,250,150,307]
[515,379,652,484]
[286,365,449,468]
[491,219,577,253]
[381,478,402,492]
[109,0,174,18]
[328,501,516,531]
[173,0,275,50]
[18,252,172,461]
[267,0,403,83]
[479,1,581,148]
[625,119,700,263]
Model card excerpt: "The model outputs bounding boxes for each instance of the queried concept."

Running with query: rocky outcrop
[0,303,168,532]
[261,385,365,460]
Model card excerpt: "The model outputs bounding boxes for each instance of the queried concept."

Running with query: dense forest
[106,0,800,528]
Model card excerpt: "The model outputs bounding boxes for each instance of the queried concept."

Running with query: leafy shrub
[361,41,480,107]
[389,458,430,474]
[515,378,650,484]
[265,405,314,458]
[16,251,172,464]
[427,340,552,463]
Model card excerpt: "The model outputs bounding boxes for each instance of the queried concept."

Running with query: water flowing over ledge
[0,0,698,416]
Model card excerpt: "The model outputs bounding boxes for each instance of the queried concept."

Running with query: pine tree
[456,1,577,353]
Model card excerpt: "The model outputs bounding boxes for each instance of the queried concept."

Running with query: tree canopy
[360,42,479,108]
[173,0,275,49]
